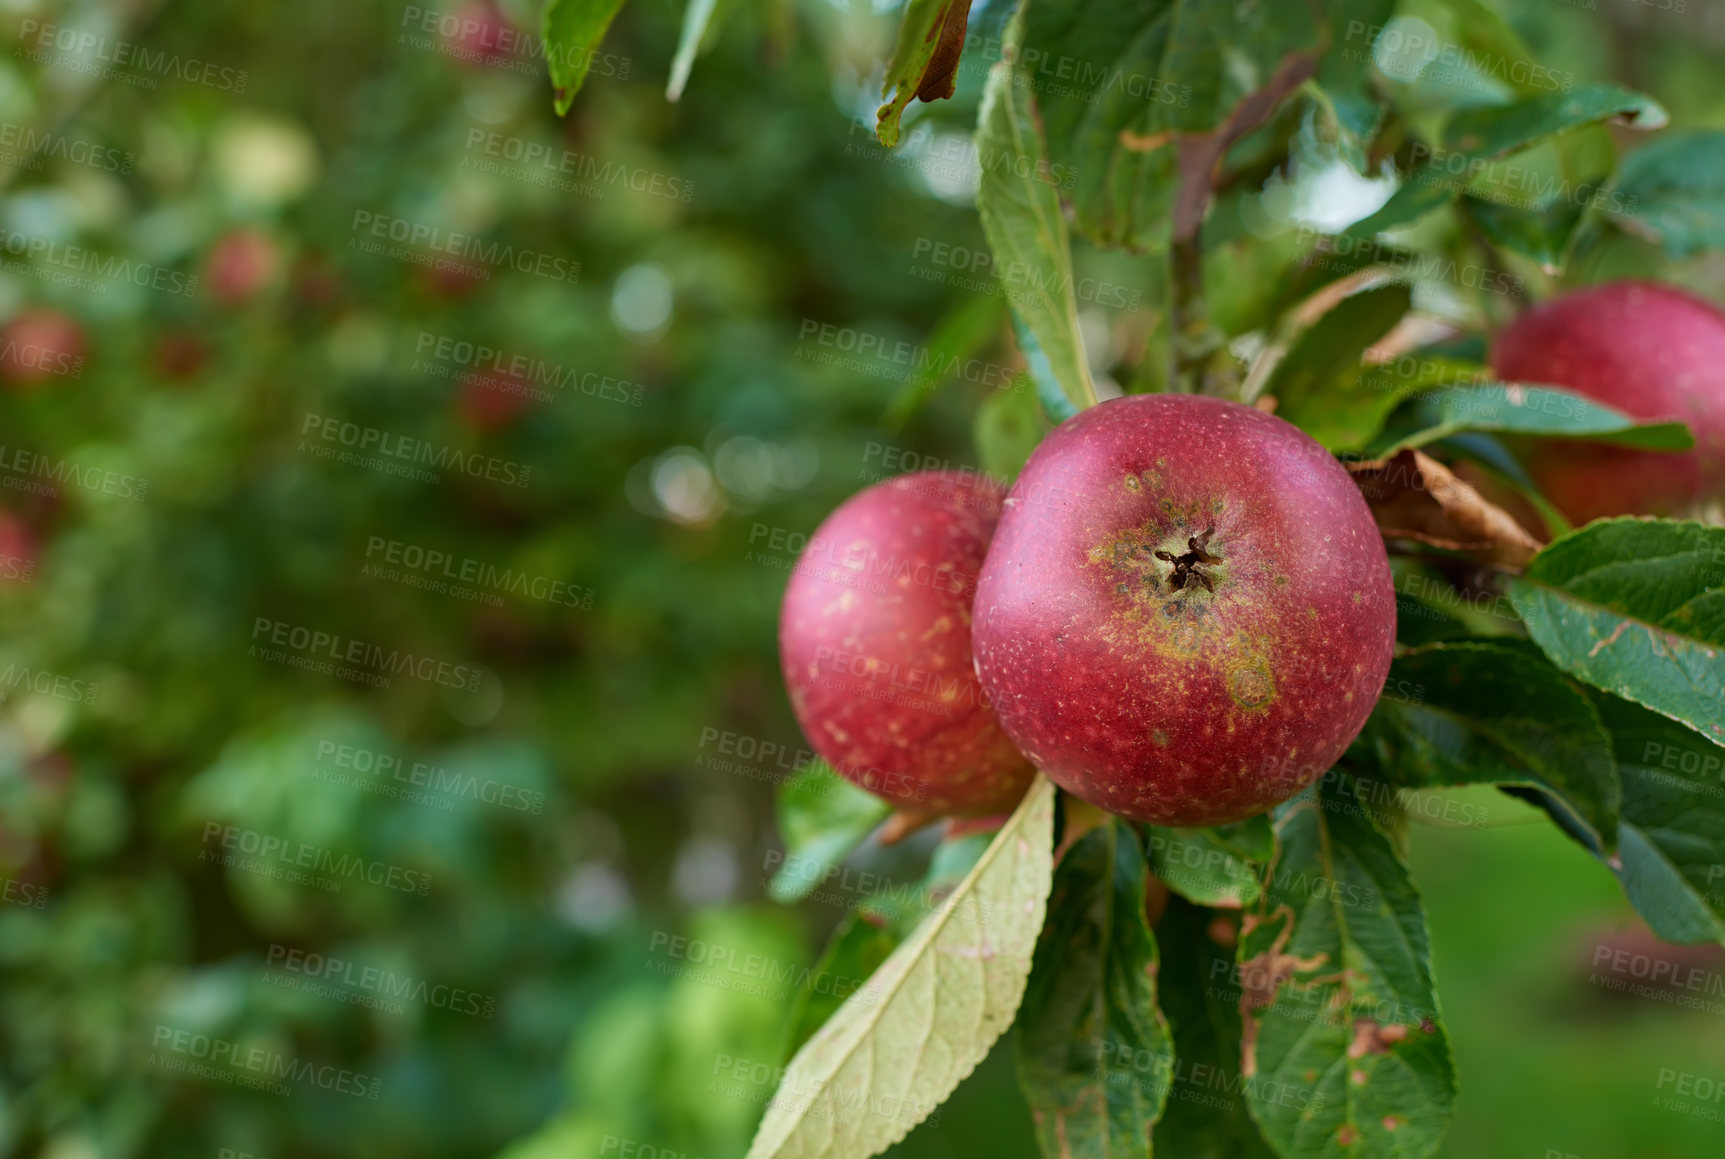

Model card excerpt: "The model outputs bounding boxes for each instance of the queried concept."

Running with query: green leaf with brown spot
[1235,774,1455,1159]
[1508,518,1725,747]
[1017,818,1173,1158]
[541,0,629,115]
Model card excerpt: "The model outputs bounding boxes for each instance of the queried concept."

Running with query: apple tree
[542,0,1725,1156]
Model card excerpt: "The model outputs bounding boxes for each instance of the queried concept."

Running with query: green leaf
[769,760,890,904]
[1148,816,1276,908]
[666,0,721,101]
[1315,0,1397,145]
[782,910,901,1058]
[974,378,1049,482]
[1357,641,1621,853]
[1152,897,1279,1158]
[1237,775,1456,1159]
[1348,84,1666,237]
[1605,129,1725,258]
[744,774,1057,1159]
[1017,819,1173,1156]
[1268,283,1413,447]
[1441,84,1666,159]
[1461,194,1585,272]
[541,0,629,115]
[1508,519,1725,747]
[976,54,1097,415]
[1428,0,1550,99]
[1366,383,1695,459]
[1019,0,1325,252]
[875,0,973,147]
[1588,691,1725,946]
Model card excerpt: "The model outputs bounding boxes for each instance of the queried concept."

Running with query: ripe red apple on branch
[973,395,1396,828]
[1491,280,1725,525]
[778,470,1035,816]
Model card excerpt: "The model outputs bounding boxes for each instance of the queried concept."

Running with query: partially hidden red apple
[205,228,279,306]
[0,309,85,388]
[1491,280,1725,525]
[779,470,1035,815]
[973,394,1395,828]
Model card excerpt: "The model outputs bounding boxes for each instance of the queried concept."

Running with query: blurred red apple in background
[1491,280,1725,525]
[0,309,85,388]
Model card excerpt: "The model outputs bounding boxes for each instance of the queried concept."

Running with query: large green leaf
[1269,283,1413,446]
[1356,642,1621,853]
[744,775,1057,1159]
[1366,383,1695,458]
[541,0,629,115]
[1589,691,1725,946]
[1148,816,1275,908]
[1019,0,1325,252]
[1605,129,1725,258]
[976,54,1097,415]
[769,760,890,904]
[1508,519,1725,747]
[1152,897,1279,1158]
[1017,820,1173,1157]
[1349,84,1666,237]
[1237,777,1455,1159]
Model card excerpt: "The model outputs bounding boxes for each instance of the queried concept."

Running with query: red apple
[205,228,279,306]
[972,395,1395,828]
[1491,280,1725,524]
[779,470,1035,815]
[0,309,85,388]
[443,0,517,69]
[457,370,536,432]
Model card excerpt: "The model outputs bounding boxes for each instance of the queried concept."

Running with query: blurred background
[0,0,1722,1156]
